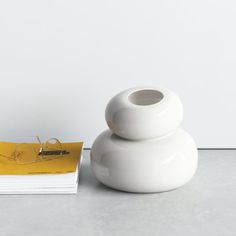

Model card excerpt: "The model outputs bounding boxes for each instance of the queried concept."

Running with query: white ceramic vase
[91,87,198,193]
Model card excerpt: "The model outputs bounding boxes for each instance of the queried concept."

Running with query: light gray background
[0,0,236,148]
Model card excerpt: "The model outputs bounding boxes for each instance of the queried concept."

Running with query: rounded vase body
[91,129,198,193]
[105,87,183,140]
[91,87,198,193]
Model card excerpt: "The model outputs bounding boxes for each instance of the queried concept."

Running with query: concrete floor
[0,150,235,236]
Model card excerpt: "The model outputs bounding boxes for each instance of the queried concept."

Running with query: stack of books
[0,140,83,194]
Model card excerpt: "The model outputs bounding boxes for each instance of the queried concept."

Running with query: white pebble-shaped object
[91,129,198,193]
[91,87,198,193]
[105,87,183,140]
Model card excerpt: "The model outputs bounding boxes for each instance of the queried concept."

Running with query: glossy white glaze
[91,129,198,193]
[92,87,197,193]
[105,87,183,140]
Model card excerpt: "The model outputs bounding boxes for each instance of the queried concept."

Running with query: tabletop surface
[0,150,235,236]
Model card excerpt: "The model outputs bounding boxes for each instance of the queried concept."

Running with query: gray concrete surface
[0,150,235,236]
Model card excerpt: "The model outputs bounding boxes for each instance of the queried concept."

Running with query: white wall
[0,0,236,148]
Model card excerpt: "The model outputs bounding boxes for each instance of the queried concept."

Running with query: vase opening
[128,89,164,106]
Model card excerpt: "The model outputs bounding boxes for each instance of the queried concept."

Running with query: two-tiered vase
[91,87,198,193]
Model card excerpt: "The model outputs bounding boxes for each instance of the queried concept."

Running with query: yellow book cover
[0,141,83,175]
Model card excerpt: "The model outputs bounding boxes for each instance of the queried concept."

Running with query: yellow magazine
[0,141,83,175]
